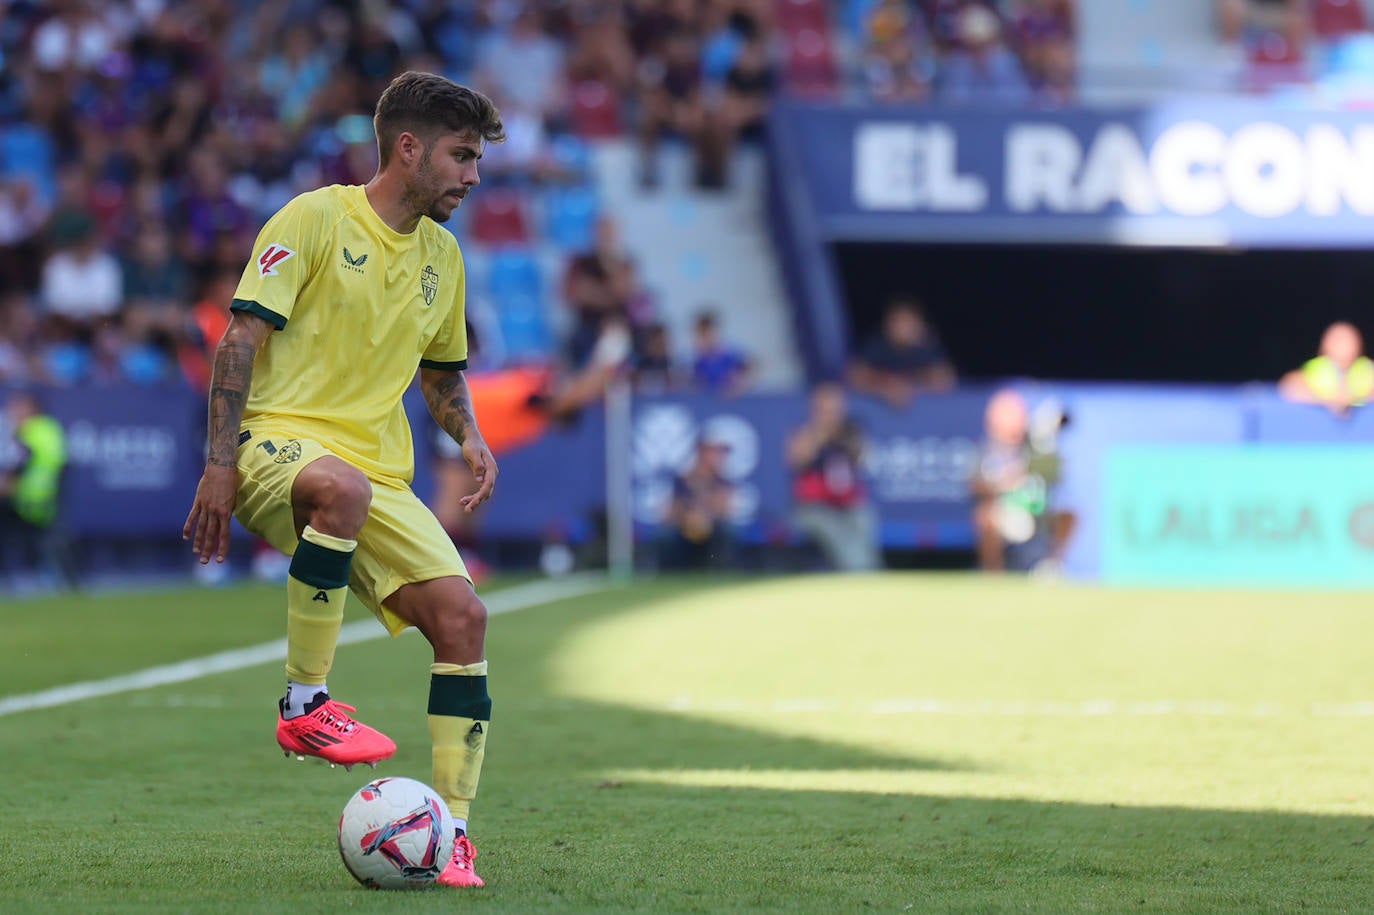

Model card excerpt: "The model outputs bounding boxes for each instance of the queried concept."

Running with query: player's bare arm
[182,311,275,562]
[420,367,497,511]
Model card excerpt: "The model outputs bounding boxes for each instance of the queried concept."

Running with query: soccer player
[181,72,504,889]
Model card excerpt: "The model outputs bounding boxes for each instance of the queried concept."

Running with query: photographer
[971,389,1075,576]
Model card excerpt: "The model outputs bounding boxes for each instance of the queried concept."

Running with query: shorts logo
[273,440,303,464]
[421,265,439,306]
[258,244,295,277]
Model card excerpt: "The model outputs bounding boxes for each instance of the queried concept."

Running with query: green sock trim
[428,674,491,720]
[289,538,353,590]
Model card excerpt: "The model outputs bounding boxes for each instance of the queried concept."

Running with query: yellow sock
[284,525,356,684]
[429,660,490,823]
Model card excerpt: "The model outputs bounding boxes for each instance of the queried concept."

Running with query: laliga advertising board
[1104,446,1374,587]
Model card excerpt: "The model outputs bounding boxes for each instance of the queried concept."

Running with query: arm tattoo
[423,371,478,446]
[206,340,256,467]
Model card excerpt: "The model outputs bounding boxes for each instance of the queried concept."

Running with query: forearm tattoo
[207,340,256,467]
[424,371,478,447]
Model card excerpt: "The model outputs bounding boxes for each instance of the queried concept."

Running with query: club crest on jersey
[342,246,368,273]
[421,265,439,306]
[257,244,295,277]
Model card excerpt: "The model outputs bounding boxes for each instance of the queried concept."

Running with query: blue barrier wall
[5,382,1368,584]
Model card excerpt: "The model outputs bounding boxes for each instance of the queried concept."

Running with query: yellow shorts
[233,430,469,636]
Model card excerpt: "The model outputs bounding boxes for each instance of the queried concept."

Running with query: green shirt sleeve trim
[419,358,468,371]
[230,298,287,330]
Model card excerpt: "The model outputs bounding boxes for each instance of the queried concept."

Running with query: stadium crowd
[5,0,1368,399]
[0,0,1087,397]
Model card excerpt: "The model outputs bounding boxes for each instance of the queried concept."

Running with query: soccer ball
[338,777,455,889]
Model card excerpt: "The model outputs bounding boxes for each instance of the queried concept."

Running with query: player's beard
[409,146,462,224]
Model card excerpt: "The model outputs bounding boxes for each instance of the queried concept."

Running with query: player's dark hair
[373,71,505,167]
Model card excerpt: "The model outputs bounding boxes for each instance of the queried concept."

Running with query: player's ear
[396,131,420,167]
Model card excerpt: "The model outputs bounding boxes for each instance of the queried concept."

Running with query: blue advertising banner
[417,388,980,551]
[773,101,1374,248]
[13,381,1370,585]
[42,385,204,537]
[628,391,987,547]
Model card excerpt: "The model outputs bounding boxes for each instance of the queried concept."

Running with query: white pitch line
[0,574,606,718]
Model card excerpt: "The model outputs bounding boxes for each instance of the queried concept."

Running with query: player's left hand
[460,436,497,512]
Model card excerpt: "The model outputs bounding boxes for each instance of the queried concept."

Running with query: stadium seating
[542,185,600,250]
[1247,26,1310,90]
[568,80,624,139]
[484,247,552,361]
[776,0,832,32]
[0,124,56,202]
[1310,0,1369,39]
[468,187,532,246]
[548,134,594,183]
[783,28,842,97]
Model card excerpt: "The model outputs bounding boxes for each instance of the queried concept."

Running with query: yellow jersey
[230,184,468,483]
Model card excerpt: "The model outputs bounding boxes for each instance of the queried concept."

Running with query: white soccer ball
[338,777,455,889]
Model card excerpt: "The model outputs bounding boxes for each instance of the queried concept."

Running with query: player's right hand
[183,463,239,564]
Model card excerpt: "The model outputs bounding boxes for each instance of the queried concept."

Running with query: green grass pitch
[2,573,1373,913]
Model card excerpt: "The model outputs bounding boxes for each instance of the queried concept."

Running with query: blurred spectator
[29,2,118,74]
[0,388,76,589]
[786,382,882,572]
[178,270,239,393]
[257,23,332,131]
[636,25,709,188]
[122,222,192,332]
[0,293,39,384]
[861,0,935,102]
[1009,0,1076,101]
[690,309,754,396]
[0,176,52,291]
[567,3,638,91]
[427,323,623,576]
[180,149,253,272]
[474,5,566,124]
[1279,321,1373,416]
[971,389,1074,575]
[40,211,122,342]
[1218,0,1311,89]
[562,216,651,367]
[937,5,1032,104]
[849,296,956,407]
[659,431,737,570]
[632,321,681,394]
[703,20,776,185]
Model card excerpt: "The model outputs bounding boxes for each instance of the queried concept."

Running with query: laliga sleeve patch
[257,244,296,277]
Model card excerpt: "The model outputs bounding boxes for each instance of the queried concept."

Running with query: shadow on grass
[467,577,1374,912]
[483,784,1374,913]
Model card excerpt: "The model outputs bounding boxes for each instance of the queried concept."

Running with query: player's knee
[302,465,372,533]
[450,589,488,635]
[313,467,370,516]
[430,589,488,651]
[331,469,373,515]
